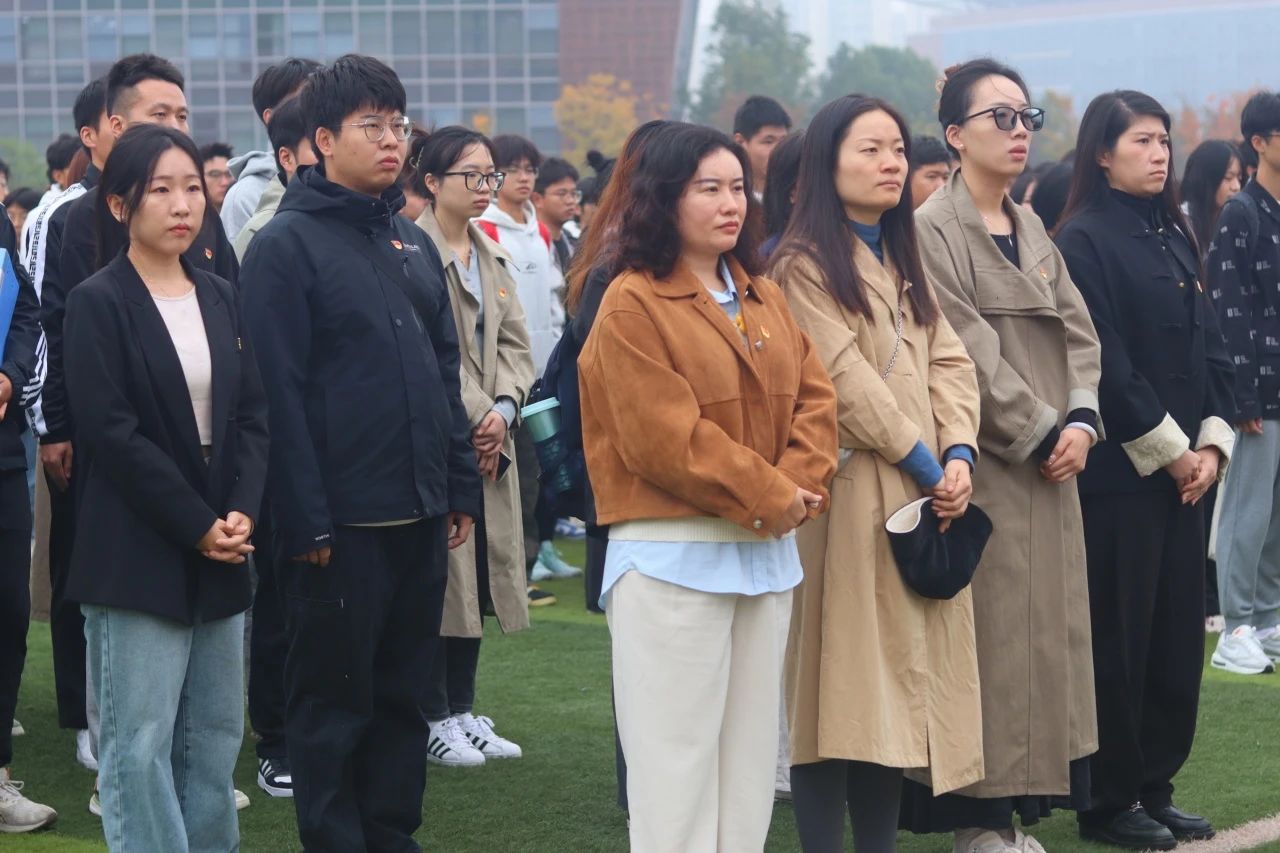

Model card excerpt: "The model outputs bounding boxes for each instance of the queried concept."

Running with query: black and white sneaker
[457,713,522,759]
[257,758,294,798]
[427,717,485,767]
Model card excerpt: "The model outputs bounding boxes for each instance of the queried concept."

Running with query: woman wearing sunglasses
[410,127,536,767]
[904,59,1105,853]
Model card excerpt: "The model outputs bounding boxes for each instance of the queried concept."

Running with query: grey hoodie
[219,150,277,241]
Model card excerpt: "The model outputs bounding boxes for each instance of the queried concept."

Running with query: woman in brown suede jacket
[578,122,836,853]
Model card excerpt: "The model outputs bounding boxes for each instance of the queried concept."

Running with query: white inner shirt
[151,288,214,447]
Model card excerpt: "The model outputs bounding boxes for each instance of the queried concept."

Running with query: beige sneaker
[954,827,1015,853]
[234,789,250,811]
[0,768,58,834]
[1012,828,1047,853]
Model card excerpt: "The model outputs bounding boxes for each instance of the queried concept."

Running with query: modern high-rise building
[911,0,1280,112]
[0,0,564,152]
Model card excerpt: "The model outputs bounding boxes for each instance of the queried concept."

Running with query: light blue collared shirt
[600,260,804,609]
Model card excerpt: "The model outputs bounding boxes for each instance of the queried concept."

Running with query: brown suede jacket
[578,255,838,535]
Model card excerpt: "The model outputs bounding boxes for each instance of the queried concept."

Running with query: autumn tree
[555,73,657,166]
[815,44,939,134]
[692,0,813,130]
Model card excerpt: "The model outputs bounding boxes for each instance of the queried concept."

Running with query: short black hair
[301,54,406,146]
[267,95,310,164]
[1241,91,1280,146]
[199,142,233,163]
[252,58,321,124]
[73,77,108,135]
[1239,137,1260,173]
[492,134,541,170]
[733,95,791,139]
[106,54,185,117]
[909,135,950,171]
[534,157,579,193]
[4,188,40,211]
[46,134,81,179]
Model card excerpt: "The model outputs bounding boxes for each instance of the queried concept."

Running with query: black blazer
[63,252,268,624]
[1056,189,1235,496]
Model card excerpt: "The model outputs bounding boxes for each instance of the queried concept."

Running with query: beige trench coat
[775,239,985,795]
[914,170,1102,797]
[417,209,535,638]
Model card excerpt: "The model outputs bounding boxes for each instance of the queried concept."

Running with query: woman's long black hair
[1180,139,1240,254]
[1057,90,1196,249]
[770,94,937,325]
[763,130,804,238]
[94,124,206,271]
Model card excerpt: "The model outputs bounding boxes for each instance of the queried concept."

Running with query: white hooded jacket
[476,200,564,377]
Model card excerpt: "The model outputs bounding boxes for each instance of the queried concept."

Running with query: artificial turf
[6,539,1280,851]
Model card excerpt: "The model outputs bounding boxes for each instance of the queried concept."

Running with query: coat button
[1178,281,1186,288]
[395,318,403,327]
[752,519,763,530]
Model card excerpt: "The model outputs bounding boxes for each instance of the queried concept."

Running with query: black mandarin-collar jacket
[1055,189,1235,496]
[240,165,482,558]
[63,253,268,624]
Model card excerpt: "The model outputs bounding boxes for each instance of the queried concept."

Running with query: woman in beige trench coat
[411,127,535,766]
[901,60,1104,853]
[770,95,983,853]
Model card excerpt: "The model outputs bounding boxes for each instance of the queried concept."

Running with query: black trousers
[0,470,32,767]
[281,518,448,853]
[424,514,488,721]
[790,759,904,853]
[46,469,87,730]
[247,506,288,761]
[1080,490,1205,818]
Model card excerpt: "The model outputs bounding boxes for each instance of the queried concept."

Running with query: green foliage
[815,44,941,135]
[0,137,50,193]
[693,0,813,131]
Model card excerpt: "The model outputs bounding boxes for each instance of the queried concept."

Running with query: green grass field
[6,539,1280,851]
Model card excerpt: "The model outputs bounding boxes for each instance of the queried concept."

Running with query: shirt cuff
[1065,422,1099,445]
[943,445,975,470]
[1121,413,1190,478]
[492,397,518,428]
[898,440,944,489]
[1196,415,1235,481]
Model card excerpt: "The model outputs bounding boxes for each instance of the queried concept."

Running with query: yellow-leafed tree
[555,73,657,167]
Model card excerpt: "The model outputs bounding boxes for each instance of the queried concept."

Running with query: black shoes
[1079,805,1177,850]
[1147,804,1216,841]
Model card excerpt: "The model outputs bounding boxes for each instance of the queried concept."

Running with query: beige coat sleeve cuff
[1195,416,1235,481]
[1122,413,1190,478]
[1067,388,1100,416]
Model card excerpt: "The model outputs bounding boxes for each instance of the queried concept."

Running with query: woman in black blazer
[1055,91,1235,851]
[63,124,267,852]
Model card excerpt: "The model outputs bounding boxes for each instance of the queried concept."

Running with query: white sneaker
[234,789,250,811]
[1012,828,1046,853]
[75,729,97,772]
[529,561,555,582]
[88,790,101,817]
[538,541,582,578]
[1211,626,1276,675]
[1256,626,1280,662]
[0,769,58,834]
[456,713,522,759]
[954,828,1014,853]
[427,717,485,767]
[9,720,23,737]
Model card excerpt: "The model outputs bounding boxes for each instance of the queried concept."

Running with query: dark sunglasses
[964,106,1045,132]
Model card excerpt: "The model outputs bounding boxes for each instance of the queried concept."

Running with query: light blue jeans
[84,605,245,853]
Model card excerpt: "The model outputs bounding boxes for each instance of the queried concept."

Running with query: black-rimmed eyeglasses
[441,171,507,192]
[964,106,1045,132]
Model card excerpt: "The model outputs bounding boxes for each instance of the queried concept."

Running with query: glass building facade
[0,0,562,153]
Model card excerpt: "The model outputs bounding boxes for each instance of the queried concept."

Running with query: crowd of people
[0,46,1278,853]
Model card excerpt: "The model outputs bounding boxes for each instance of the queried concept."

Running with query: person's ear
[424,173,441,199]
[314,127,336,159]
[733,132,747,147]
[106,194,126,224]
[278,146,296,174]
[944,124,964,154]
[109,114,126,139]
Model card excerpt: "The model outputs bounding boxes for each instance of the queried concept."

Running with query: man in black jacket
[1208,91,1280,670]
[28,76,111,762]
[241,54,481,852]
[0,208,58,832]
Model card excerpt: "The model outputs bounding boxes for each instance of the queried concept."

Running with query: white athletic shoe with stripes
[457,713,522,759]
[427,716,485,767]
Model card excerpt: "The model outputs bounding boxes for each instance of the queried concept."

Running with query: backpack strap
[476,219,500,244]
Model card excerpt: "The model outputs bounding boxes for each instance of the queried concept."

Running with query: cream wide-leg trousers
[608,571,792,853]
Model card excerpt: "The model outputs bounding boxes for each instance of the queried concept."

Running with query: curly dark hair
[609,122,762,282]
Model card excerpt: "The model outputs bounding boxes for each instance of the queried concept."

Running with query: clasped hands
[197,511,255,564]
[1166,446,1220,506]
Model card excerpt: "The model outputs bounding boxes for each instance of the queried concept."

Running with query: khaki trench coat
[417,209,535,638]
[914,170,1102,797]
[774,239,985,795]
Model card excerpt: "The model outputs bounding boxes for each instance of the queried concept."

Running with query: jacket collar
[1245,178,1280,226]
[280,163,406,230]
[942,169,1055,274]
[650,254,764,303]
[416,206,515,270]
